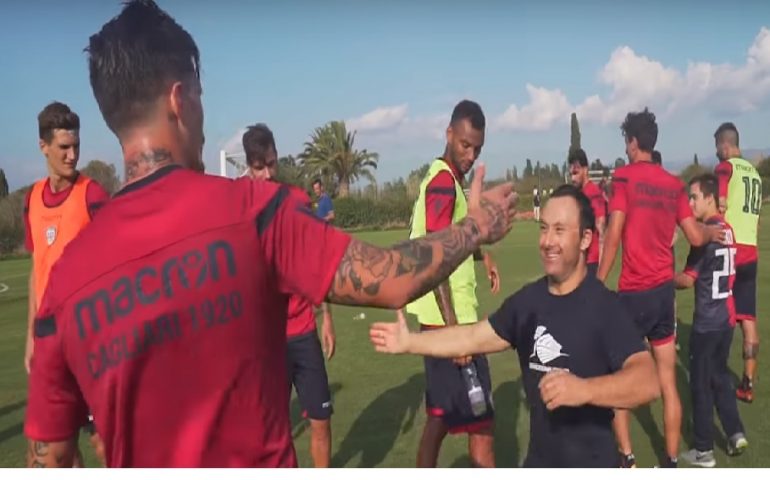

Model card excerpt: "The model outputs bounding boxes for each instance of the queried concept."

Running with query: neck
[547,261,587,295]
[47,172,76,193]
[120,129,181,184]
[634,151,652,163]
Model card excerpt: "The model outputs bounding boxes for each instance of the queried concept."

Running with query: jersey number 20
[713,247,737,300]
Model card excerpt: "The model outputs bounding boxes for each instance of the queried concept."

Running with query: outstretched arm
[326,165,516,309]
[370,314,510,358]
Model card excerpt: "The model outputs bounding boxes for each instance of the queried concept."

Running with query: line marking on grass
[0,283,8,294]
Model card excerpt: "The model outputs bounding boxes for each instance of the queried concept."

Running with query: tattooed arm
[27,439,77,468]
[327,165,516,308]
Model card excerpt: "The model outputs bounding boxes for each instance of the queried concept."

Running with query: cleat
[727,433,748,457]
[680,449,716,468]
[620,452,636,468]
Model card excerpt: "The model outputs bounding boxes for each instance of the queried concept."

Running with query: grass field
[0,216,768,468]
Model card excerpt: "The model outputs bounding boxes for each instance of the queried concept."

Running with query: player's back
[611,162,689,291]
[687,217,737,331]
[28,166,296,467]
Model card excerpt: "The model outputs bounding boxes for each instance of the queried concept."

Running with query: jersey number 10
[741,176,762,215]
[713,247,737,300]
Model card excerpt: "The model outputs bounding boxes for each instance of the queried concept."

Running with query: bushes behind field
[332,196,414,230]
[0,187,29,256]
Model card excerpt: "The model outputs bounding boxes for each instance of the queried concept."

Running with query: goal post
[219,150,249,179]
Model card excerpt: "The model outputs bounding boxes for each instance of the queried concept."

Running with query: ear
[580,228,593,253]
[39,139,47,155]
[168,81,185,121]
[446,125,453,144]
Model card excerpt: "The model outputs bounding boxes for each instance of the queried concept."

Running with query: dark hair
[689,173,720,207]
[242,124,276,167]
[86,0,201,135]
[620,107,658,153]
[568,148,588,168]
[548,184,596,236]
[38,102,80,143]
[312,178,322,187]
[652,150,662,165]
[450,100,485,131]
[714,122,739,147]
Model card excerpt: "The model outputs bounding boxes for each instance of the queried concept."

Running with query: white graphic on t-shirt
[529,325,570,373]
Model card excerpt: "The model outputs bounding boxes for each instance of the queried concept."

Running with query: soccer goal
[219,150,249,179]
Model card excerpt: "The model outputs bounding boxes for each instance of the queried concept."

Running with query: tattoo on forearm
[329,216,482,305]
[125,149,173,182]
[27,440,71,468]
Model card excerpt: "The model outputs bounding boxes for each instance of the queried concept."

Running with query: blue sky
[1,0,770,190]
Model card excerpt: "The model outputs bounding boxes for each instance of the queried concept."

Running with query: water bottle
[461,362,487,417]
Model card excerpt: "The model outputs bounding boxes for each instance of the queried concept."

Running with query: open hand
[370,309,411,354]
[467,163,518,245]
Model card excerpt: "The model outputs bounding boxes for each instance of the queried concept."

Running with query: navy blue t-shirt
[488,274,646,467]
[316,193,333,221]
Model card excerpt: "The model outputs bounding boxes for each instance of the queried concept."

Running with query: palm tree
[299,121,378,198]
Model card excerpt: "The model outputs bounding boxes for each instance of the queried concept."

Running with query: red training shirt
[426,158,463,233]
[285,185,318,338]
[609,161,692,292]
[24,165,351,467]
[714,160,758,265]
[24,176,110,252]
[582,180,606,265]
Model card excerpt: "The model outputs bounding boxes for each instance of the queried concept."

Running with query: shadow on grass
[0,400,26,419]
[446,379,523,468]
[332,374,423,467]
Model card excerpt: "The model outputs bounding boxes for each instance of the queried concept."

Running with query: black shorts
[287,330,333,420]
[587,262,598,278]
[734,262,757,321]
[422,337,494,433]
[619,281,675,346]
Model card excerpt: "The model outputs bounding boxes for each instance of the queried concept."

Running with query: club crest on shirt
[45,225,57,246]
[529,325,570,373]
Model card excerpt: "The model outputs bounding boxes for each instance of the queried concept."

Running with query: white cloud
[493,26,770,131]
[347,104,408,133]
[494,84,573,131]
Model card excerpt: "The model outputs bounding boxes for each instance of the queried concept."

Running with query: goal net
[219,150,249,179]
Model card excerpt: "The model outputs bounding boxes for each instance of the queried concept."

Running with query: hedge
[332,196,414,230]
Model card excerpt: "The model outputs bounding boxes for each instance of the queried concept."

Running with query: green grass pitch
[0,214,767,467]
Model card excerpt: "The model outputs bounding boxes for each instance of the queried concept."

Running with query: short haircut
[568,148,588,168]
[689,173,720,207]
[86,0,201,135]
[450,100,485,131]
[548,184,596,236]
[714,122,739,147]
[242,124,276,167]
[38,102,80,143]
[620,107,658,153]
[652,150,662,165]
[312,178,322,187]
